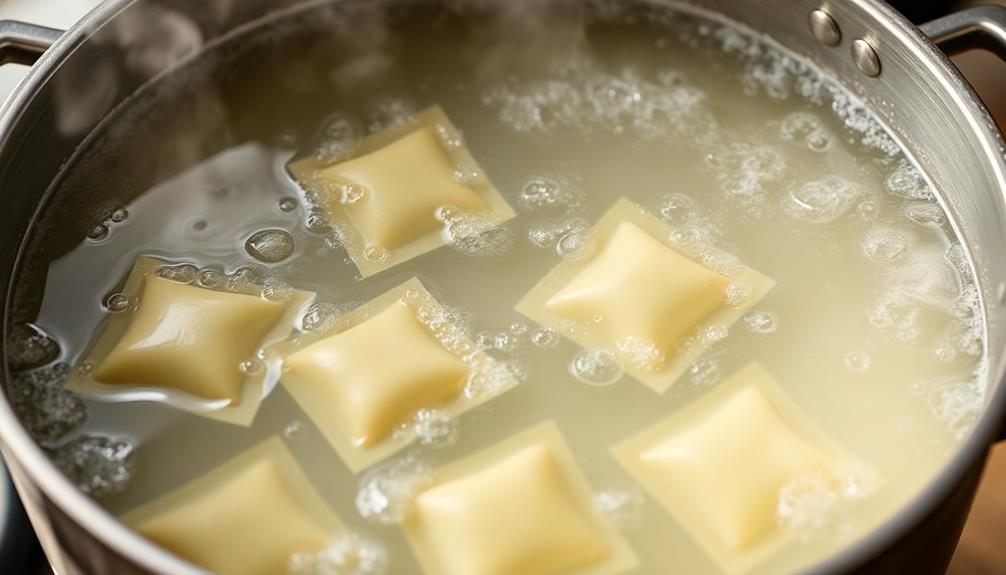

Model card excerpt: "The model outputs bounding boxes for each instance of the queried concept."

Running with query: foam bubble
[105,293,132,313]
[283,421,306,440]
[784,176,864,224]
[279,197,298,212]
[49,434,135,498]
[863,229,908,261]
[356,455,432,525]
[885,160,935,201]
[109,208,129,223]
[288,533,387,575]
[245,229,295,263]
[156,263,198,284]
[688,358,721,387]
[442,211,513,257]
[86,224,109,241]
[9,363,86,445]
[928,380,982,440]
[743,310,779,334]
[260,277,294,302]
[6,323,60,370]
[844,351,871,372]
[367,97,416,134]
[527,218,590,249]
[776,466,863,540]
[556,229,596,261]
[569,349,623,386]
[396,408,457,447]
[593,486,644,529]
[724,281,753,308]
[463,359,516,400]
[616,337,665,372]
[904,203,946,228]
[302,301,356,332]
[363,244,390,263]
[717,143,785,203]
[313,112,360,164]
[531,327,560,348]
[779,112,831,152]
[518,174,584,214]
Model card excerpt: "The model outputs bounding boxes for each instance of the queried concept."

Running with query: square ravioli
[274,277,519,472]
[121,437,343,575]
[288,105,514,278]
[516,198,774,393]
[612,363,874,574]
[403,421,637,575]
[67,257,313,426]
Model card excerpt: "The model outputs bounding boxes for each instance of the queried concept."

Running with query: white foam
[355,455,431,525]
[784,176,864,224]
[49,434,135,498]
[288,533,387,575]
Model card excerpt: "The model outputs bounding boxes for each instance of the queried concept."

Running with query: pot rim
[0,1,1004,574]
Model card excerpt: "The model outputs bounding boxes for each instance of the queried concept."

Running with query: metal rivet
[808,9,841,46]
[852,38,881,77]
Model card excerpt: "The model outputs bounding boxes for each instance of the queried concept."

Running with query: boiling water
[3,1,989,574]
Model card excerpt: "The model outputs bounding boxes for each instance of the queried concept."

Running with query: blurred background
[0,0,1003,573]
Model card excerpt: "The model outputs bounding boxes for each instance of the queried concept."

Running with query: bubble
[556,229,596,261]
[362,244,389,263]
[531,327,560,348]
[944,242,974,283]
[616,337,665,372]
[777,468,854,539]
[197,268,224,288]
[356,455,432,525]
[289,533,387,575]
[302,302,355,332]
[718,143,785,202]
[105,293,131,313]
[934,342,957,362]
[493,332,518,353]
[435,123,462,148]
[76,361,94,375]
[724,281,753,308]
[904,203,946,228]
[314,112,360,164]
[778,112,831,152]
[6,323,60,371]
[451,167,480,185]
[527,218,590,249]
[260,277,293,302]
[9,363,86,444]
[109,208,129,223]
[885,160,935,201]
[784,176,864,224]
[700,323,729,343]
[443,213,513,256]
[238,359,263,375]
[928,381,982,440]
[863,229,908,261]
[593,487,644,529]
[463,360,517,400]
[279,197,298,212]
[844,351,871,372]
[658,193,697,225]
[743,310,779,334]
[49,435,135,498]
[509,322,528,335]
[520,177,561,211]
[86,224,109,241]
[569,349,623,386]
[306,212,331,233]
[856,200,879,220]
[283,421,306,440]
[274,130,299,149]
[156,263,198,284]
[245,229,295,263]
[338,184,367,205]
[409,408,457,446]
[688,358,720,386]
[367,97,416,134]
[191,219,208,232]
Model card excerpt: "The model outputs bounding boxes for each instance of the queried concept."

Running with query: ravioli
[67,256,313,426]
[276,277,518,472]
[288,106,514,277]
[612,363,875,573]
[403,421,637,575]
[122,438,343,575]
[516,198,774,393]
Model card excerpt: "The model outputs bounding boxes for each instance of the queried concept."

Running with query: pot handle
[0,20,62,66]
[920,5,1006,58]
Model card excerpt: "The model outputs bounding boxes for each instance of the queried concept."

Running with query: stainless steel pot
[1,1,1005,573]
